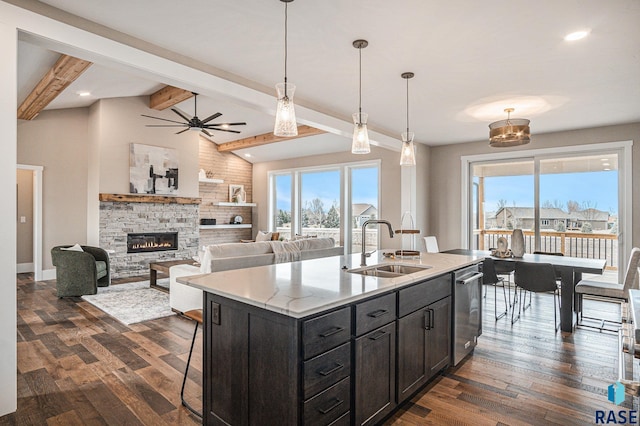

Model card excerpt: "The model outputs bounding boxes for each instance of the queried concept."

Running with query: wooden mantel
[99,193,201,204]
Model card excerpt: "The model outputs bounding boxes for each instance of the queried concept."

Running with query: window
[269,161,380,252]
[463,141,631,280]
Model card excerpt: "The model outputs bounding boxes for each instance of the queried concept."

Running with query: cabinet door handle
[318,363,344,376]
[430,309,435,328]
[369,330,387,340]
[318,397,344,414]
[319,326,344,338]
[367,309,389,318]
[424,309,431,330]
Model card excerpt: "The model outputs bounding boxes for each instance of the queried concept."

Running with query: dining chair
[483,258,509,320]
[424,236,439,253]
[575,247,640,331]
[512,262,561,331]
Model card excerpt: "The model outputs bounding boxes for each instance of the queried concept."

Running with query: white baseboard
[17,263,33,273]
[42,268,56,280]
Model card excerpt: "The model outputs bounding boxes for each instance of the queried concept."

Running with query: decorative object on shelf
[399,72,416,166]
[232,215,243,224]
[511,228,525,257]
[198,169,207,180]
[229,184,246,203]
[273,0,298,137]
[129,143,178,195]
[141,93,246,137]
[351,39,370,154]
[200,218,216,225]
[489,108,530,147]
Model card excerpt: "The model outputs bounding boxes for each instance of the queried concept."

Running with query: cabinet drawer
[303,307,351,359]
[355,292,396,336]
[304,377,350,426]
[304,342,351,399]
[398,274,451,317]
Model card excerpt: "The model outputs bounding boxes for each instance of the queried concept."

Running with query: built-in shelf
[199,177,224,184]
[214,201,257,207]
[200,224,252,230]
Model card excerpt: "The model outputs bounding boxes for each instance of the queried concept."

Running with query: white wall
[0,19,17,417]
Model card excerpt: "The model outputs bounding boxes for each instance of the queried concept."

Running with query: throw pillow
[255,231,273,242]
[61,243,83,252]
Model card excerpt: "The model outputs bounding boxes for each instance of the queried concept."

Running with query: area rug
[81,279,174,325]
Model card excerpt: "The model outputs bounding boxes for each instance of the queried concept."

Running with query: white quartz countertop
[177,251,482,319]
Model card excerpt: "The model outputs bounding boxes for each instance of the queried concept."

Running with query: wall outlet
[211,301,220,325]
[20,216,26,223]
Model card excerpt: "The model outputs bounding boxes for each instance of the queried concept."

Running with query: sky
[275,167,379,212]
[481,170,618,215]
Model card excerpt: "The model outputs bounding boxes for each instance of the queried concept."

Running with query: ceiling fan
[141,93,246,137]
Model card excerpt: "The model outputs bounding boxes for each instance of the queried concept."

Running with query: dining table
[442,249,608,333]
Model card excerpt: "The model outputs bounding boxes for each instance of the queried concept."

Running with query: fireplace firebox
[127,232,178,253]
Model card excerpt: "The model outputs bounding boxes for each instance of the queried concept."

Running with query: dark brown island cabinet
[202,265,479,425]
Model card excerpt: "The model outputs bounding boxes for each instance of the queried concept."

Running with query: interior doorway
[16,165,43,281]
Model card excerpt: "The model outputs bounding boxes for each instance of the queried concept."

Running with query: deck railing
[474,229,618,269]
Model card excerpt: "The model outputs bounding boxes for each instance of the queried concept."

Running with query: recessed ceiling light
[564,30,590,41]
[601,158,609,161]
[244,153,251,158]
[77,91,91,97]
[221,124,230,129]
[602,162,610,166]
[603,168,611,171]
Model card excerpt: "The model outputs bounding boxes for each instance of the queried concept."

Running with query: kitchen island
[179,251,483,425]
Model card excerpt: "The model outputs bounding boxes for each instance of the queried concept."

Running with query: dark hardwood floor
[0,274,632,425]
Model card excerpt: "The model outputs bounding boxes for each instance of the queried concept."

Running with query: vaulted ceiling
[14,0,640,162]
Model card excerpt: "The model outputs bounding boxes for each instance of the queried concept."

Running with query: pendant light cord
[358,46,362,118]
[283,2,289,95]
[406,77,410,134]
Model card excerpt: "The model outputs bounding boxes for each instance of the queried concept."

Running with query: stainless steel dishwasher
[452,264,483,366]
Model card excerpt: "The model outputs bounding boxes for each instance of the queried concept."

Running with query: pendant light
[488,108,530,147]
[399,72,416,166]
[274,0,298,137]
[351,39,370,154]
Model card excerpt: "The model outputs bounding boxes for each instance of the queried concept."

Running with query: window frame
[268,159,381,251]
[461,140,633,277]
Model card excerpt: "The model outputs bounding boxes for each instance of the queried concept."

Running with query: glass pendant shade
[399,131,416,166]
[274,82,298,137]
[351,112,370,154]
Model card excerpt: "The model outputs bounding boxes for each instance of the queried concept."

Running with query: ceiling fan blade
[175,128,190,135]
[201,112,222,124]
[206,122,247,127]
[207,128,242,134]
[171,108,192,123]
[141,114,186,124]
[202,129,214,137]
[146,124,189,127]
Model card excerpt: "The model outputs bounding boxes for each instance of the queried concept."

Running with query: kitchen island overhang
[178,251,483,319]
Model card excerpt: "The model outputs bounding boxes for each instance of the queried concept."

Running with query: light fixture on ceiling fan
[273,0,298,137]
[141,93,246,137]
[488,107,530,147]
[351,39,370,154]
[399,72,416,166]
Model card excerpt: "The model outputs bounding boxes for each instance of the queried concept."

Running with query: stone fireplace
[99,194,200,278]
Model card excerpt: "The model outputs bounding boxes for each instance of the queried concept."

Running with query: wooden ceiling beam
[217,125,325,152]
[17,54,92,120]
[149,86,193,110]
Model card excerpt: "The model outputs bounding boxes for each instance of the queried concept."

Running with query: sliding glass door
[467,147,623,277]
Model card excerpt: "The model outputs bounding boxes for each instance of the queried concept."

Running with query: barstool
[181,309,203,419]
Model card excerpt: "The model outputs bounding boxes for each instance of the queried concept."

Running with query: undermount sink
[348,263,432,278]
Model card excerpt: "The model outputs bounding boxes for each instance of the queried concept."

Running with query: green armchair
[51,245,111,297]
